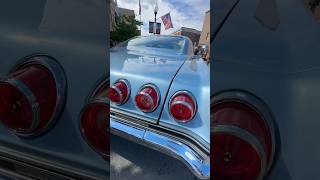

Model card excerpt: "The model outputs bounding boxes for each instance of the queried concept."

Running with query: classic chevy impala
[0,0,108,179]
[110,35,210,179]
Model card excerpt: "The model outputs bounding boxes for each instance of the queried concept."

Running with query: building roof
[117,7,135,17]
[173,27,201,35]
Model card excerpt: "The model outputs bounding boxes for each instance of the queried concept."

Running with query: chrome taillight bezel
[168,90,197,123]
[135,83,160,113]
[0,55,67,137]
[110,79,130,105]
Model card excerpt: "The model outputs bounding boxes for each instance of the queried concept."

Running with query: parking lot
[110,135,199,180]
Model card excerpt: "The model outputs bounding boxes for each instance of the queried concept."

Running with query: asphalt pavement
[110,135,199,180]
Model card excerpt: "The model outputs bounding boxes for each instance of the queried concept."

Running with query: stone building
[117,7,135,17]
[172,27,201,47]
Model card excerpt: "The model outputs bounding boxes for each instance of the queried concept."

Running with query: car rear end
[110,35,210,179]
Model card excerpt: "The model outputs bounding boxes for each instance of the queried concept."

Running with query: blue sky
[117,0,210,35]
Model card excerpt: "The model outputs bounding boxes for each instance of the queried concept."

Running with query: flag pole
[139,0,142,35]
[154,0,158,35]
[140,13,142,35]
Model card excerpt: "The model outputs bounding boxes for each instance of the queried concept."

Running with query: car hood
[110,47,188,123]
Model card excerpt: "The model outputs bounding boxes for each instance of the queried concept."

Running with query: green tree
[111,16,142,45]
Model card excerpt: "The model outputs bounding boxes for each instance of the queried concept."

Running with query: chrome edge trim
[0,146,106,180]
[110,117,210,179]
[111,107,210,151]
[111,107,157,124]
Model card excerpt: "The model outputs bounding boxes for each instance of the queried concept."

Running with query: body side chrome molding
[110,116,210,179]
[111,107,209,153]
[0,146,107,180]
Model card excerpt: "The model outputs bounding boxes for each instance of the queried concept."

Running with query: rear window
[120,36,186,54]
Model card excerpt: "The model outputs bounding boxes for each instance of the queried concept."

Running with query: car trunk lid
[110,47,187,123]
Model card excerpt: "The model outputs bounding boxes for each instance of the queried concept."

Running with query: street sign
[149,22,161,34]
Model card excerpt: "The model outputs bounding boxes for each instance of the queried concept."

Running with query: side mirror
[195,45,209,60]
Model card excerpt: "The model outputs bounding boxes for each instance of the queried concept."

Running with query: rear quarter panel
[212,0,320,179]
[160,58,210,148]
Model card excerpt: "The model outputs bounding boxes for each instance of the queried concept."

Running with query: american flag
[161,13,173,30]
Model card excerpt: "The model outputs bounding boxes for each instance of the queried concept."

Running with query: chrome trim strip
[111,107,210,151]
[0,146,106,180]
[0,155,77,180]
[111,107,157,124]
[214,125,267,180]
[110,120,145,139]
[0,168,34,180]
[169,90,197,122]
[110,117,210,179]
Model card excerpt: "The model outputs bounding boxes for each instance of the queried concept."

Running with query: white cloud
[117,0,210,35]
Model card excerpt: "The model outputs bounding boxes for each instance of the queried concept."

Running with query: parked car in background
[110,35,210,179]
[0,1,108,179]
[212,0,320,179]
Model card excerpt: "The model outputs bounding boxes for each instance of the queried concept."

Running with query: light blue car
[110,35,210,179]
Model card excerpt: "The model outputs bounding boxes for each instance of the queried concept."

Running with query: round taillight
[109,79,130,105]
[212,100,275,180]
[135,84,160,113]
[81,102,109,158]
[169,91,197,122]
[0,82,34,130]
[80,79,109,159]
[0,56,66,137]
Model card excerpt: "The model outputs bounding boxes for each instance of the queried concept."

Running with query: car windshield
[120,36,186,54]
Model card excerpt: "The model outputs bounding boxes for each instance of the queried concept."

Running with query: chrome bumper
[110,115,210,179]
